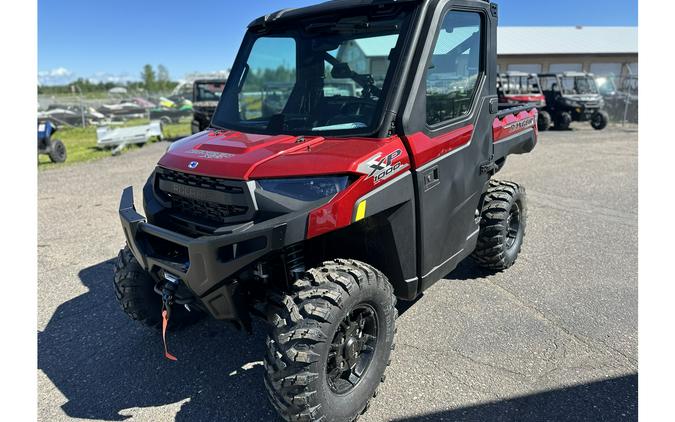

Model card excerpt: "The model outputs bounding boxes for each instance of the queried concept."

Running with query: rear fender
[492,108,538,160]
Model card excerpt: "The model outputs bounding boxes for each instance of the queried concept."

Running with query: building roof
[497,27,638,56]
[351,26,638,58]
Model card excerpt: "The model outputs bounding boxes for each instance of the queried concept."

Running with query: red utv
[498,71,551,130]
[113,1,538,421]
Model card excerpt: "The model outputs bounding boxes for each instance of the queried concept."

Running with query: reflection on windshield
[212,5,414,136]
[561,77,598,95]
[195,83,225,102]
[595,77,617,95]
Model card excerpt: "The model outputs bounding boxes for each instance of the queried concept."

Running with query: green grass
[38,118,191,170]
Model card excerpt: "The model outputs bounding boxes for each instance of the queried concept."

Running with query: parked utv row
[498,71,609,131]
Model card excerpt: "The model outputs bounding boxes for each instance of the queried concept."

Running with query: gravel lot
[38,124,638,421]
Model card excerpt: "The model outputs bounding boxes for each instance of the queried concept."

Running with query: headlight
[257,176,350,202]
[564,98,580,107]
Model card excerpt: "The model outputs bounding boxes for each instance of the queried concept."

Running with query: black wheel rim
[505,202,521,250]
[326,304,378,394]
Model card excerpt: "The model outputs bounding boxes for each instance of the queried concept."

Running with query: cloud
[38,67,75,85]
[37,68,138,86]
[87,71,135,84]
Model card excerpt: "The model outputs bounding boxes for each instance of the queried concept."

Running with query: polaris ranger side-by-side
[113,1,537,421]
[497,71,551,130]
[539,71,609,130]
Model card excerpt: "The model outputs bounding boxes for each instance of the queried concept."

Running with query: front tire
[471,180,527,271]
[48,139,67,163]
[591,110,609,130]
[113,247,202,330]
[554,112,572,130]
[265,259,397,422]
[538,110,551,131]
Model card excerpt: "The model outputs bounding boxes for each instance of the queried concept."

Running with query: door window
[426,11,482,126]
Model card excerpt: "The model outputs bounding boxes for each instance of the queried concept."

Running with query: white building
[496,26,638,81]
[347,26,637,83]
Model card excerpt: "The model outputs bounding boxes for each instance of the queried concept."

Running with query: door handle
[423,166,440,191]
[489,98,499,114]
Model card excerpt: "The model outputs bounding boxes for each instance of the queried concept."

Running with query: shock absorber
[284,243,305,281]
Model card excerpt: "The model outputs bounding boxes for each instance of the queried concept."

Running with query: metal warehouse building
[497,26,638,81]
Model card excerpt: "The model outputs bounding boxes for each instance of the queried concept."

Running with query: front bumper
[119,186,292,322]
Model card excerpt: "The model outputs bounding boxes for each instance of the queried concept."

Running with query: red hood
[159,129,396,180]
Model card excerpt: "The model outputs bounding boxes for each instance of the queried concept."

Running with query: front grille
[170,195,247,222]
[155,167,253,228]
[157,168,245,195]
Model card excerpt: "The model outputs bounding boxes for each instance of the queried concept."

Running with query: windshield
[561,76,598,95]
[595,77,617,95]
[194,82,225,102]
[211,5,414,136]
[500,75,541,95]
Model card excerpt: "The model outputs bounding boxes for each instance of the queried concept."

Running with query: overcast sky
[38,0,638,85]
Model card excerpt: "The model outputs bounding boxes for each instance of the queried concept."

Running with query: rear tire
[48,139,67,163]
[113,246,202,330]
[471,180,527,271]
[538,110,551,131]
[264,259,397,422]
[554,112,572,130]
[591,110,609,130]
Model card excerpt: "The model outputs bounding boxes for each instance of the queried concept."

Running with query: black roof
[248,0,421,29]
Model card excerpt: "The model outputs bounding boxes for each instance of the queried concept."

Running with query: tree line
[38,64,179,95]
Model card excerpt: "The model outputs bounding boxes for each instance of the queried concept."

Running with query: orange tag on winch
[162,309,178,361]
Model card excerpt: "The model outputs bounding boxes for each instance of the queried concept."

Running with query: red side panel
[492,108,538,142]
[502,94,545,104]
[405,125,474,168]
[305,137,411,239]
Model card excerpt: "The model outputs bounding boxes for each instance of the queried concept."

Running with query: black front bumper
[119,186,292,322]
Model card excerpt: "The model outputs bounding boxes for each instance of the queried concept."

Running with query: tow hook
[160,272,180,361]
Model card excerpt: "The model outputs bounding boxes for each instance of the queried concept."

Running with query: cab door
[398,1,497,292]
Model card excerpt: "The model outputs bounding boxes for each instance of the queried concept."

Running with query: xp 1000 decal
[358,149,409,184]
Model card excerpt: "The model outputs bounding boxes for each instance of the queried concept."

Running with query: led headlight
[257,176,350,202]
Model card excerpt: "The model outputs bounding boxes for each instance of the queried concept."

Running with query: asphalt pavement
[38,123,638,421]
